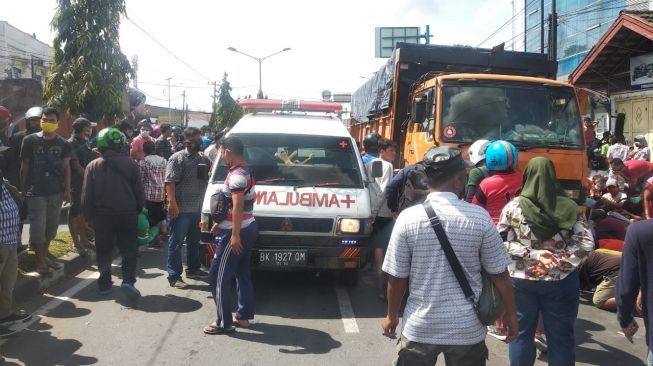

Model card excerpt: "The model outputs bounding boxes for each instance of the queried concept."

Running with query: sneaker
[121,283,142,300]
[486,325,507,341]
[170,279,188,289]
[186,269,209,280]
[534,334,548,353]
[0,310,31,325]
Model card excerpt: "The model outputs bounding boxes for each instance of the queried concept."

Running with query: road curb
[13,251,96,306]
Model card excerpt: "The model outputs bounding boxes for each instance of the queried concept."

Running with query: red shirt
[624,160,653,181]
[473,170,523,224]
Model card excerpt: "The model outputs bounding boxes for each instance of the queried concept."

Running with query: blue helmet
[485,140,518,171]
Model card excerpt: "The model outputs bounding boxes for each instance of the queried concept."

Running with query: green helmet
[97,127,125,152]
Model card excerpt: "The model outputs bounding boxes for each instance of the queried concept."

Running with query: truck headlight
[338,219,361,234]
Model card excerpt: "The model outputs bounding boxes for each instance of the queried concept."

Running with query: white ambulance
[200,99,375,285]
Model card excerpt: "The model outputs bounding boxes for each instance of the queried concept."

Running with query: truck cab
[200,99,373,285]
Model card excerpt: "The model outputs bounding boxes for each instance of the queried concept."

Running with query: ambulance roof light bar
[239,99,343,113]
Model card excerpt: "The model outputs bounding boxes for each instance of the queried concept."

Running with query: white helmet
[468,139,490,166]
[24,106,43,120]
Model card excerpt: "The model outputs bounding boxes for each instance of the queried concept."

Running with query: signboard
[375,27,420,58]
[630,52,653,90]
[332,93,352,103]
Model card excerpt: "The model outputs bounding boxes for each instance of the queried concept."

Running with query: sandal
[37,267,53,276]
[233,319,251,328]
[202,322,235,335]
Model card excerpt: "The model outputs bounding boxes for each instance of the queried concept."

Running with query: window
[440,81,583,148]
[212,134,363,188]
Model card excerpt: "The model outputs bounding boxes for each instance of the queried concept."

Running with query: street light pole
[165,77,172,123]
[227,47,291,99]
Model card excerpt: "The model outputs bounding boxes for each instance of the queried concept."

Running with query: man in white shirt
[366,138,396,298]
[382,146,518,365]
[607,135,629,163]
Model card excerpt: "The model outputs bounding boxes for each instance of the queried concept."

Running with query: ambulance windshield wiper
[295,182,359,189]
[257,178,305,185]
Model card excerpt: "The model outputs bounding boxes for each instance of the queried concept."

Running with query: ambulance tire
[338,269,359,287]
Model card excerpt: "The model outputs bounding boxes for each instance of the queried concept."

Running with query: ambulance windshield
[212,133,363,188]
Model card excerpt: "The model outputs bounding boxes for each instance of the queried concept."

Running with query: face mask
[41,122,59,133]
[140,130,150,138]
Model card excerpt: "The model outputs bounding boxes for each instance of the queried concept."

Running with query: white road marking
[0,258,121,344]
[335,286,359,334]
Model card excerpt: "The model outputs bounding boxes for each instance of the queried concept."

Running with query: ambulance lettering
[255,191,356,208]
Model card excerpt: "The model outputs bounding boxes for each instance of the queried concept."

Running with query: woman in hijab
[498,157,594,366]
[630,135,650,161]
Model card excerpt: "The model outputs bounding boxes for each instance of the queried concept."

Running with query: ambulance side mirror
[371,160,383,178]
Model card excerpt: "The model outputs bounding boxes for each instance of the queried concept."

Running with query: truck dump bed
[350,43,557,129]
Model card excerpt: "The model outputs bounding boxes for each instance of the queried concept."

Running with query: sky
[4,0,517,112]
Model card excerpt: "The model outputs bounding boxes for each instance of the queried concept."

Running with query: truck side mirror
[371,160,383,178]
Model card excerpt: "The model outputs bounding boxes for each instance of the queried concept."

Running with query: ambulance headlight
[338,219,361,234]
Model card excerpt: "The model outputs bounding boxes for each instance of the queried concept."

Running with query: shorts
[393,336,488,366]
[69,190,82,217]
[593,275,617,307]
[27,193,63,244]
[372,217,394,251]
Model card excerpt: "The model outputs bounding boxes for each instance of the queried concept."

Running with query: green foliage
[44,0,133,121]
[214,72,243,129]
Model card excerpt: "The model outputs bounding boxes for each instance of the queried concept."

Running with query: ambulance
[200,99,375,285]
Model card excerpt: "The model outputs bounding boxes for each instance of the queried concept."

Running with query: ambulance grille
[256,217,334,233]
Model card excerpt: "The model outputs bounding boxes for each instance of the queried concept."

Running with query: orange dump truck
[350,43,588,202]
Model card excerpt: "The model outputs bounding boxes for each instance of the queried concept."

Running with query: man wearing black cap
[381,147,518,365]
[68,118,97,255]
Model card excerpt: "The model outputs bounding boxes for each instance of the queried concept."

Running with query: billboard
[630,52,653,90]
[375,27,420,58]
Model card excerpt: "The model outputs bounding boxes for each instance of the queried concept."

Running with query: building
[570,10,653,151]
[524,0,650,79]
[0,21,52,83]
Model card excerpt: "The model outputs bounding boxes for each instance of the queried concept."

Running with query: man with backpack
[385,147,438,216]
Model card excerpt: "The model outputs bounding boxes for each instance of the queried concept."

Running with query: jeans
[208,221,259,328]
[166,212,201,281]
[94,213,138,290]
[509,271,580,366]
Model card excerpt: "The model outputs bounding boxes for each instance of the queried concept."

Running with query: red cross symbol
[338,140,348,148]
[340,195,356,208]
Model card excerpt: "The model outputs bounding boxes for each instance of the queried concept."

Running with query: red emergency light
[239,99,343,113]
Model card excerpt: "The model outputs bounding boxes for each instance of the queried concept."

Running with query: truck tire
[338,269,359,287]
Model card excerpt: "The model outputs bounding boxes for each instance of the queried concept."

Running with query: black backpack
[397,164,430,212]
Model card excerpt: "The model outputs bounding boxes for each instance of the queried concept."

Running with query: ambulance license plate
[259,250,307,267]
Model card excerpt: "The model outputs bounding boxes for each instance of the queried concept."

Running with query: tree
[214,72,243,129]
[44,0,133,122]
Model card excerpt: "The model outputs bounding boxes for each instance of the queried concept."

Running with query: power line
[476,0,539,47]
[124,14,213,83]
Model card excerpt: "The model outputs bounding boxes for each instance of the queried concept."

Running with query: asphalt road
[0,246,649,366]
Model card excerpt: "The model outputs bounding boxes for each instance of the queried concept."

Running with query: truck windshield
[211,133,363,188]
[440,82,583,148]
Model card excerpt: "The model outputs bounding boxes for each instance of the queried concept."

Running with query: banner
[630,52,653,90]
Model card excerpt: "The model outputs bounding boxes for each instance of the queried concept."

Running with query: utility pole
[181,90,186,127]
[185,103,189,128]
[540,0,545,54]
[131,55,139,88]
[209,81,218,127]
[547,1,558,62]
[165,77,172,124]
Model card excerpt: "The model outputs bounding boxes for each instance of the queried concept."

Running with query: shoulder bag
[422,202,502,326]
